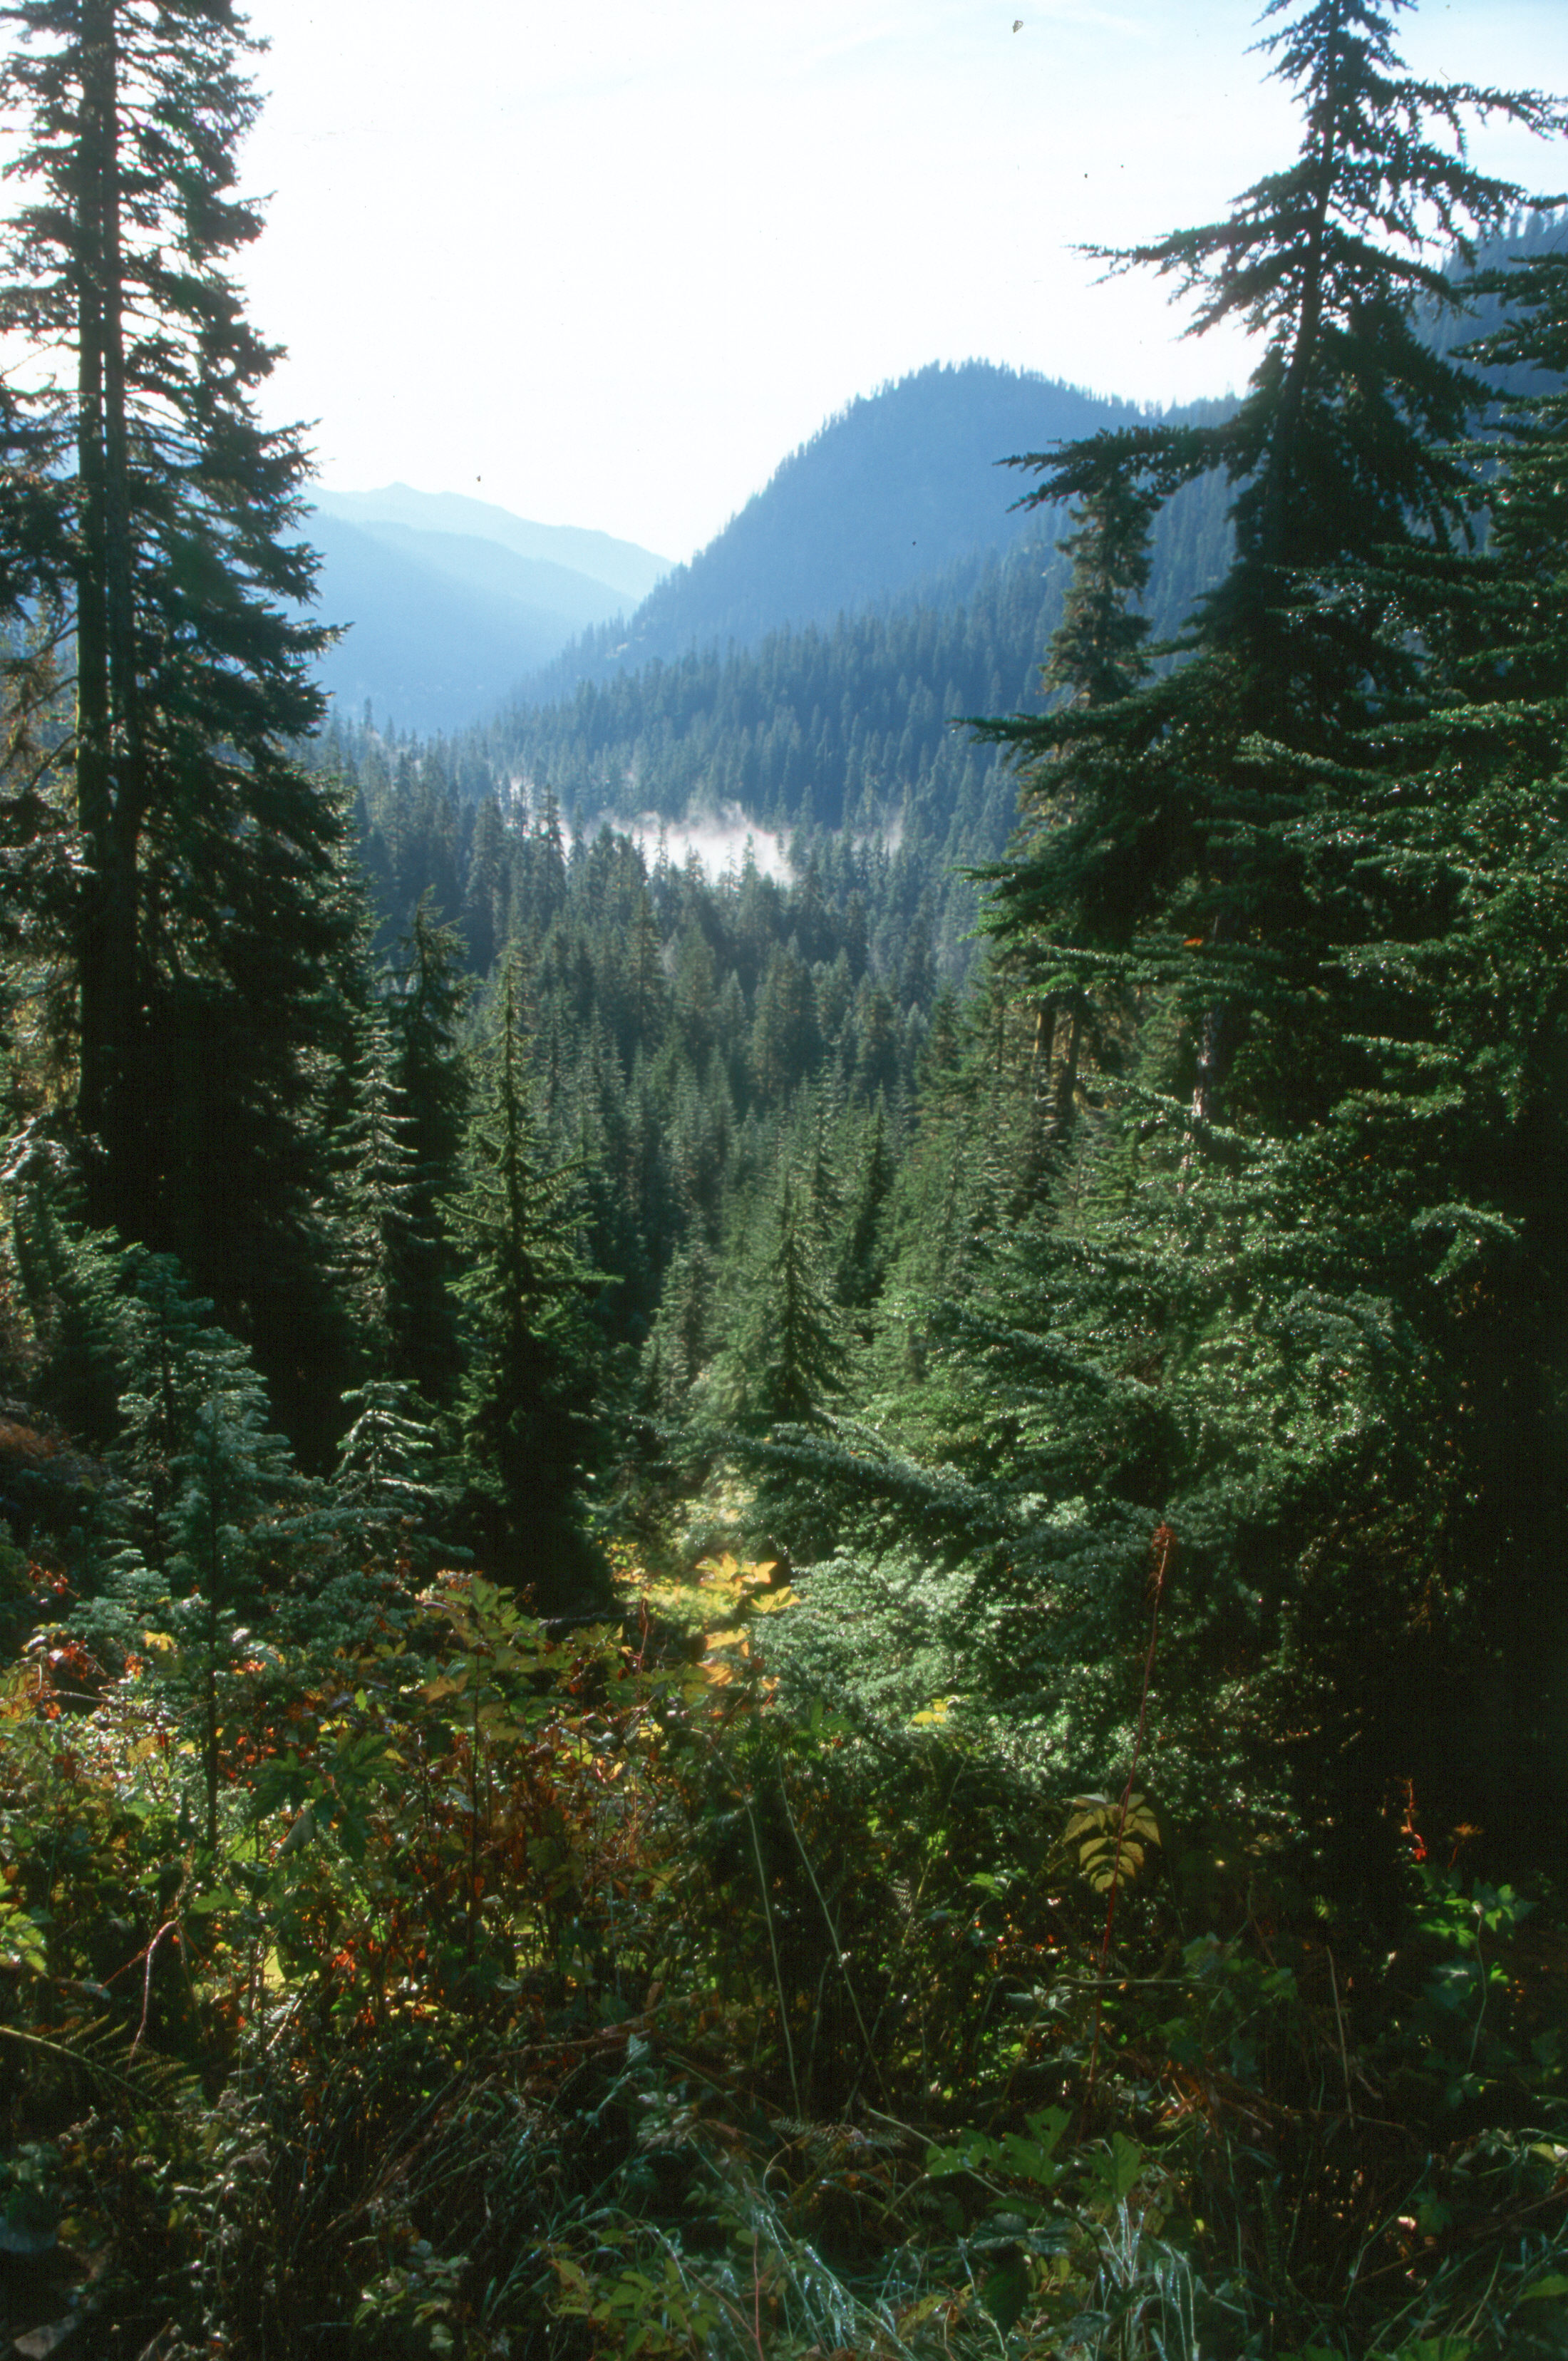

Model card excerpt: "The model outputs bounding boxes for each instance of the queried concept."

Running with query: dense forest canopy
[2,4,1568,2357]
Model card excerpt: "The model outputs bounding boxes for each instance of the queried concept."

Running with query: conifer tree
[644,1239,713,1417]
[167,1362,291,1851]
[451,960,604,1609]
[838,1099,894,1313]
[1038,451,1158,711]
[726,1171,842,1432]
[327,1379,448,1570]
[980,439,1166,1147]
[1386,237,1568,757]
[0,0,356,1399]
[801,1089,844,1235]
[330,997,419,1373]
[984,0,1564,1076]
[834,2,1568,1892]
[1101,0,1559,731]
[462,793,507,977]
[385,902,470,1408]
[6,1141,134,1442]
[0,625,74,1122]
[112,1250,261,1560]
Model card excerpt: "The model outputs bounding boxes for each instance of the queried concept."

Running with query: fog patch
[617,804,793,883]
[502,779,912,883]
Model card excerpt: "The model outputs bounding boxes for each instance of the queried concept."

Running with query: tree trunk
[1053,1006,1083,1133]
[1255,14,1339,590]
[73,0,150,1228]
[73,0,114,1148]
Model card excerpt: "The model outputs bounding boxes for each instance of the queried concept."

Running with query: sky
[227,0,1568,565]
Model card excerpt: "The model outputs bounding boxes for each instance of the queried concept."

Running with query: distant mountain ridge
[311,485,670,606]
[301,488,671,734]
[304,368,1232,734]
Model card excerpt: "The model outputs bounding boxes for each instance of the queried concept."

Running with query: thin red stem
[131,1918,180,2056]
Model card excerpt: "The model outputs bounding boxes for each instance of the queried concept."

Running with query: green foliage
[0,1530,1565,2357]
[329,1379,450,1565]
[451,960,607,1610]
[2,12,1568,2360]
[0,0,364,1454]
[385,900,472,1409]
[716,1169,843,1434]
[755,6,1568,1911]
[1066,1794,1162,1898]
[59,566,1568,2361]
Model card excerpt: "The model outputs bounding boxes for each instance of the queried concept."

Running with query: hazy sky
[232,0,1568,563]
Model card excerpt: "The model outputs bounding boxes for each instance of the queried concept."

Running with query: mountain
[516,362,1235,699]
[311,484,669,607]
[631,363,1139,638]
[1419,209,1568,377]
[302,491,671,736]
[304,372,1224,734]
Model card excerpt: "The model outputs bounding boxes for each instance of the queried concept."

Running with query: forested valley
[4,4,1568,2357]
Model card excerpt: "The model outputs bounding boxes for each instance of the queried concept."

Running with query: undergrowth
[0,1545,1567,2358]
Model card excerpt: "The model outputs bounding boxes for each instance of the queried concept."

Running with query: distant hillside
[518,362,1235,699]
[302,490,670,735]
[1420,210,1568,365]
[304,364,1234,734]
[636,362,1126,634]
[320,460,1235,1011]
[312,485,669,607]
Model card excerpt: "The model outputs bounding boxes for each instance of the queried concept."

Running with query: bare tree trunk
[1053,1006,1083,1134]
[1178,998,1232,1194]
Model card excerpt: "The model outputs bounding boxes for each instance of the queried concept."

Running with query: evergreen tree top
[1106,0,1565,331]
[1019,0,1568,724]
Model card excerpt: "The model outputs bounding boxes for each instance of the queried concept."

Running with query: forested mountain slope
[332,535,1058,977]
[313,223,1560,742]
[519,362,1237,696]
[299,222,1561,744]
[1420,206,1568,371]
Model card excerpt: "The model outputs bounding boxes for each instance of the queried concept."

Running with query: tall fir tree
[844,1,1568,1896]
[984,1,1564,1088]
[384,901,470,1410]
[725,1170,842,1434]
[0,0,359,1440]
[451,960,606,1612]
